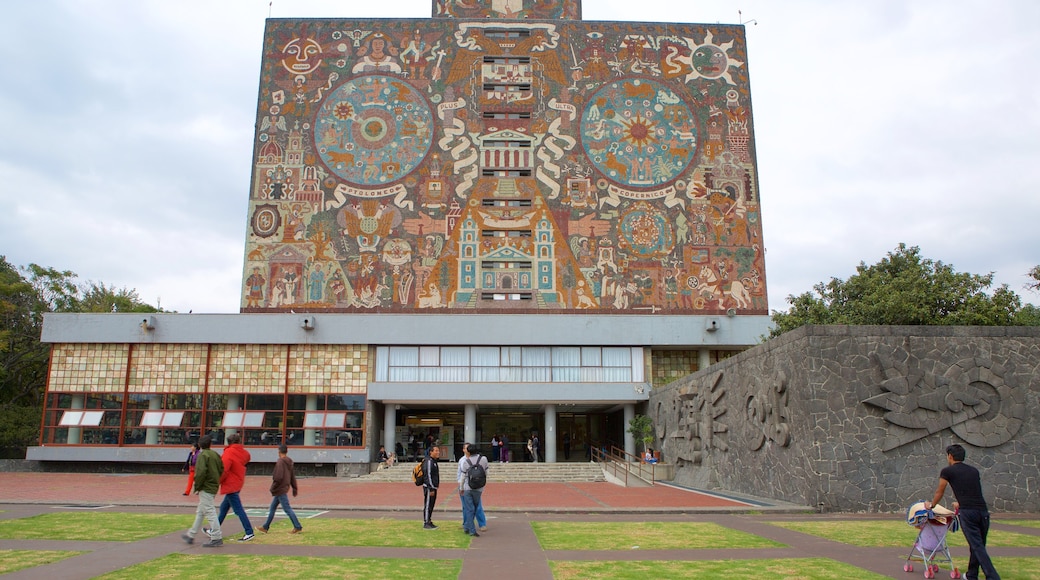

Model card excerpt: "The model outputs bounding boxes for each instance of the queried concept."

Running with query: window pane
[441,347,469,366]
[223,411,244,427]
[389,367,418,381]
[243,412,266,427]
[161,411,185,427]
[140,411,164,427]
[389,346,419,366]
[552,366,581,381]
[59,411,83,426]
[553,347,580,366]
[304,413,325,428]
[82,411,105,426]
[522,347,550,366]
[325,412,346,428]
[419,346,440,366]
[602,347,632,366]
[471,347,500,366]
[581,347,601,366]
[502,346,522,366]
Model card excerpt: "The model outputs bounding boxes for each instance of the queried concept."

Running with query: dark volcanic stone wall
[649,325,1040,512]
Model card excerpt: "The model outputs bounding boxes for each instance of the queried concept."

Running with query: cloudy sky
[2,0,1037,313]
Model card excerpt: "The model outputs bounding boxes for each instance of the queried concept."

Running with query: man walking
[182,435,224,547]
[457,442,487,532]
[259,444,303,534]
[458,443,489,537]
[210,433,256,541]
[927,444,1001,580]
[422,445,441,529]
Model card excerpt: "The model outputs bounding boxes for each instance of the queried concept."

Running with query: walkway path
[1,473,1036,579]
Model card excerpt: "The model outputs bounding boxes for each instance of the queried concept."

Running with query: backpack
[466,456,487,489]
[412,460,425,486]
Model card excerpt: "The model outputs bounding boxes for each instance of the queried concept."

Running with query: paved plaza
[0,472,1036,579]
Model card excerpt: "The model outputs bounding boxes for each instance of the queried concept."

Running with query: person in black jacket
[927,444,1000,580]
[422,445,441,529]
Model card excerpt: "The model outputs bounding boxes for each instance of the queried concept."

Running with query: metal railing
[592,445,655,486]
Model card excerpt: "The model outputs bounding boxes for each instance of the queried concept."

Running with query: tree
[627,414,655,453]
[1027,265,1040,293]
[770,244,1029,337]
[0,256,161,456]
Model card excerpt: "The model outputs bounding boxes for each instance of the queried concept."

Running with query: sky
[2,0,1037,314]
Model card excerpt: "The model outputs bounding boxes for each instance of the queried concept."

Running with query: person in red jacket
[205,432,256,541]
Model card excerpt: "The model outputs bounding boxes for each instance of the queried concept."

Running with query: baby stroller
[903,501,960,579]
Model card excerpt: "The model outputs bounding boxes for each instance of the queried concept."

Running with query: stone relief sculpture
[862,343,1026,451]
[744,369,791,450]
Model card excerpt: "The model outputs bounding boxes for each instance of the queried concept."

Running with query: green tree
[627,414,654,453]
[1027,265,1040,293]
[770,244,1027,337]
[0,256,160,456]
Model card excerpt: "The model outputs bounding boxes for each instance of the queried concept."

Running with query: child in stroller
[904,501,961,579]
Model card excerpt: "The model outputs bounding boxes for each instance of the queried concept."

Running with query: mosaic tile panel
[47,343,129,393]
[128,344,209,393]
[288,344,369,394]
[207,344,288,394]
[651,349,699,388]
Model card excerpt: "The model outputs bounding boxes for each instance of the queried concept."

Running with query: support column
[304,394,318,446]
[145,394,161,445]
[698,348,711,372]
[623,403,635,457]
[226,394,240,442]
[464,404,477,448]
[68,394,85,444]
[544,404,557,463]
[383,404,397,460]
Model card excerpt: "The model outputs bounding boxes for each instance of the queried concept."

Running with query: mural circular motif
[580,77,698,189]
[617,202,674,259]
[314,75,433,186]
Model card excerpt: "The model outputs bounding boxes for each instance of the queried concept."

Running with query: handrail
[591,445,655,485]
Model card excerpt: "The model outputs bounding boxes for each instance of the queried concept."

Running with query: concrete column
[623,403,635,457]
[145,395,161,445]
[698,348,711,372]
[383,404,397,460]
[68,394,84,444]
[225,394,240,441]
[544,404,557,463]
[305,394,318,446]
[464,404,477,447]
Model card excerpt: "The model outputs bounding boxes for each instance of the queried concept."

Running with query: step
[355,462,606,483]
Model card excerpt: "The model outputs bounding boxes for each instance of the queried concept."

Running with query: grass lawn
[246,518,470,548]
[550,557,890,579]
[768,519,1040,548]
[0,512,189,541]
[93,554,461,580]
[532,521,784,550]
[0,550,85,574]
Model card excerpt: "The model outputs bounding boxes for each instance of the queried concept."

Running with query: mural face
[242,14,767,315]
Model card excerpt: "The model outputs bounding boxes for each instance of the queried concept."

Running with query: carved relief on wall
[656,372,728,466]
[862,344,1027,451]
[743,369,791,451]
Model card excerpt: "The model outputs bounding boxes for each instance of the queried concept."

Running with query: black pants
[959,509,1000,580]
[423,486,437,524]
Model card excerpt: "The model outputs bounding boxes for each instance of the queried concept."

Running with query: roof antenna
[268,1,273,18]
[739,9,757,26]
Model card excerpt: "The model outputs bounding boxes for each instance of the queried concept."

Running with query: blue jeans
[262,494,302,530]
[462,489,483,534]
[959,509,1000,580]
[217,491,254,535]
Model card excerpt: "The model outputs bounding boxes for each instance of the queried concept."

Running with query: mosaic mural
[242,1,767,314]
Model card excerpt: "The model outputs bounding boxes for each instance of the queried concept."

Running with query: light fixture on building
[141,316,156,331]
[301,316,316,330]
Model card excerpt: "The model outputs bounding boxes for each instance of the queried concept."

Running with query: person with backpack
[456,442,487,532]
[420,445,441,529]
[457,443,489,537]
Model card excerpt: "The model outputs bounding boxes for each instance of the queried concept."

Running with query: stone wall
[649,326,1040,513]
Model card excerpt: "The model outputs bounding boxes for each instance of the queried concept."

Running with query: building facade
[33,0,770,467]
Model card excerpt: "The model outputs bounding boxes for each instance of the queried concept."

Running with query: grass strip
[550,557,890,579]
[95,554,461,579]
[0,549,85,574]
[0,512,189,541]
[769,520,1040,548]
[532,521,784,550]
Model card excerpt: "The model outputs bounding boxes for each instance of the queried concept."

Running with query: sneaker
[468,531,480,537]
[479,526,487,532]
[258,526,269,534]
[181,534,194,545]
[202,527,214,537]
[238,533,255,542]
[202,538,224,548]
[289,528,302,534]
[423,522,438,530]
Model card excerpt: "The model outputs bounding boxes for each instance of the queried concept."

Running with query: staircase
[356,461,606,483]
